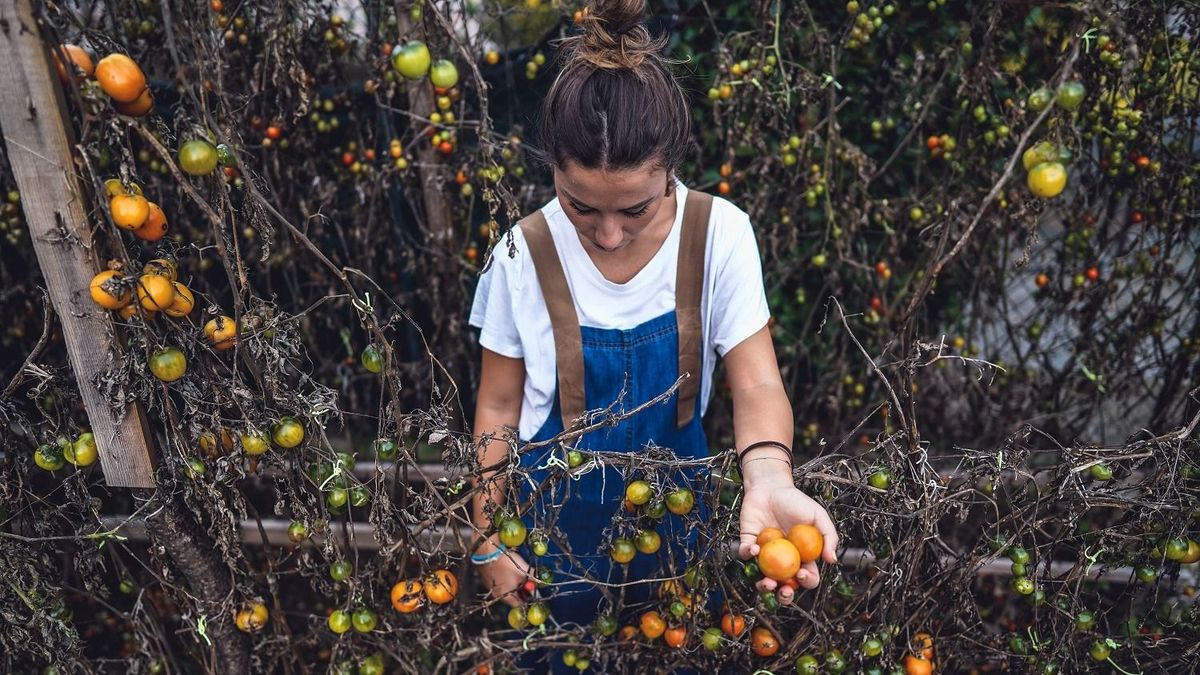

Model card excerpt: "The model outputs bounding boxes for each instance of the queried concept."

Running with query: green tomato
[184,458,207,478]
[1135,566,1158,583]
[349,487,370,508]
[240,432,269,456]
[215,143,234,166]
[358,652,386,675]
[287,521,309,543]
[272,417,305,448]
[759,590,779,613]
[374,438,398,460]
[429,60,459,89]
[1056,81,1086,110]
[498,518,528,548]
[507,605,528,630]
[148,347,187,382]
[868,469,892,490]
[34,443,66,471]
[328,609,352,634]
[567,449,584,468]
[526,602,549,627]
[330,560,353,581]
[1012,577,1035,595]
[862,637,884,657]
[1076,610,1096,631]
[178,140,218,176]
[1164,537,1189,561]
[594,612,618,637]
[644,500,667,520]
[361,344,385,373]
[794,655,820,674]
[530,533,549,557]
[391,41,431,79]
[327,488,349,509]
[702,626,723,650]
[1088,640,1111,661]
[634,529,661,555]
[824,649,847,674]
[1027,87,1054,112]
[625,480,652,505]
[1009,546,1031,565]
[68,433,99,467]
[1022,141,1060,171]
[665,488,695,515]
[351,606,378,633]
[1090,463,1113,481]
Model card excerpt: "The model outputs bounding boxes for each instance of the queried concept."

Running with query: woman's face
[553,161,673,254]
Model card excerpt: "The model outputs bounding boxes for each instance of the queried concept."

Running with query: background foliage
[1,0,1198,673]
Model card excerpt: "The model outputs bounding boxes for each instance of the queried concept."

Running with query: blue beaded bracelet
[470,543,507,565]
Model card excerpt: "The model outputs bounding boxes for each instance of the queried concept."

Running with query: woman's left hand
[737,477,839,605]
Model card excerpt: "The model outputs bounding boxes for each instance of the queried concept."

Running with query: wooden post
[0,0,156,487]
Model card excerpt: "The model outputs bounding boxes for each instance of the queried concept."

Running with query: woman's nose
[594,220,623,250]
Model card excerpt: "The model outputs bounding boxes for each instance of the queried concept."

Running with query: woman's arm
[471,347,532,605]
[723,325,840,603]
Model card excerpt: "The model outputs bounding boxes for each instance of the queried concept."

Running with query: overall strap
[521,210,586,430]
[675,190,713,428]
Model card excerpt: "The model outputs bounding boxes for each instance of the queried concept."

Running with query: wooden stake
[0,0,156,487]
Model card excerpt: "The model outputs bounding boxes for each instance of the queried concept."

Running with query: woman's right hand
[478,547,533,607]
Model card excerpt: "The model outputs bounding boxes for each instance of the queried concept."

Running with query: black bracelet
[737,440,793,469]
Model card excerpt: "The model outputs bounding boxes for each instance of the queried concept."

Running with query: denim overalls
[513,191,715,673]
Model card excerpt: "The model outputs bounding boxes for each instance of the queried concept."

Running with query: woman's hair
[538,0,690,175]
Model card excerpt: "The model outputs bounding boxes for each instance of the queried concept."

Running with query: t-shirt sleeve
[710,211,771,357]
[469,240,525,359]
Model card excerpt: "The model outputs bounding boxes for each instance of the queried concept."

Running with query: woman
[468,0,838,658]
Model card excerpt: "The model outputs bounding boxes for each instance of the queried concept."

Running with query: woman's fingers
[796,561,820,589]
[813,507,840,563]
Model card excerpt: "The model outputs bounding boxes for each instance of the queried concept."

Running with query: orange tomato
[750,627,779,656]
[234,602,268,632]
[787,524,824,563]
[913,632,934,660]
[95,53,147,102]
[390,579,424,613]
[618,625,638,642]
[110,194,150,230]
[117,304,152,321]
[904,654,934,675]
[664,625,687,648]
[134,202,168,241]
[137,273,175,311]
[90,270,131,309]
[720,613,745,638]
[757,538,802,581]
[756,527,785,545]
[204,315,238,349]
[640,610,666,640]
[718,180,731,195]
[424,569,458,604]
[115,88,154,117]
[54,44,94,83]
[164,282,194,318]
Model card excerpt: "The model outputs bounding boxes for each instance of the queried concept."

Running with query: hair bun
[572,0,664,71]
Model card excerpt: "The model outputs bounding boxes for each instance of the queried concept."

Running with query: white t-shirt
[469,181,770,440]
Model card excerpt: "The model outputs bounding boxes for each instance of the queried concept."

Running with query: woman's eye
[623,205,650,218]
[570,202,595,215]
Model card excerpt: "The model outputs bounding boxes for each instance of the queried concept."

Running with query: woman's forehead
[555,162,666,206]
